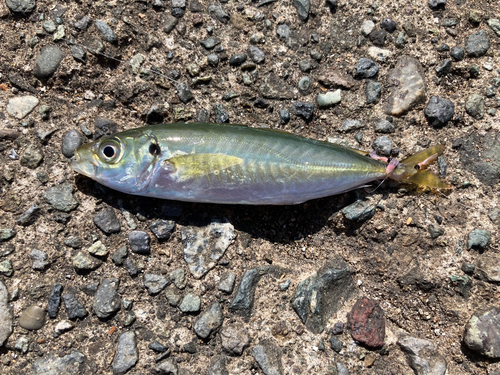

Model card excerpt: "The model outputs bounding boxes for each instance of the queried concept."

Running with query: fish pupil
[149,143,161,155]
[103,145,116,158]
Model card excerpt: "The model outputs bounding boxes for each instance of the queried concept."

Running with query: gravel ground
[0,0,500,374]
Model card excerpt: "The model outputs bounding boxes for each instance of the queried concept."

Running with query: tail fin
[392,145,452,191]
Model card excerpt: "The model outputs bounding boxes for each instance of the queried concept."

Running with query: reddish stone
[347,297,385,348]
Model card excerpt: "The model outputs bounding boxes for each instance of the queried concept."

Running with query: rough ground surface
[0,0,499,374]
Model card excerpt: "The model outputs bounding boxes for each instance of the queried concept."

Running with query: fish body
[70,123,449,205]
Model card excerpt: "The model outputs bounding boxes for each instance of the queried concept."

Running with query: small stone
[72,251,102,271]
[34,46,64,79]
[44,183,79,212]
[465,30,490,57]
[200,37,221,50]
[0,260,13,276]
[208,3,229,23]
[316,90,341,108]
[113,331,138,375]
[395,31,406,48]
[464,306,500,358]
[348,297,385,348]
[149,220,175,241]
[6,95,39,120]
[299,60,313,73]
[62,292,88,319]
[276,24,291,41]
[95,20,117,43]
[342,200,376,222]
[372,136,392,157]
[88,241,108,257]
[93,279,121,319]
[48,283,63,319]
[53,25,65,41]
[229,54,247,67]
[220,324,250,355]
[368,29,387,47]
[30,249,49,270]
[437,43,450,52]
[450,46,465,61]
[485,86,497,98]
[424,96,455,127]
[129,231,151,254]
[219,272,236,293]
[112,245,128,266]
[298,76,311,93]
[462,263,476,274]
[179,293,201,313]
[468,229,490,250]
[71,45,87,63]
[469,65,481,78]
[279,109,290,125]
[465,93,485,120]
[164,14,178,33]
[293,101,314,121]
[170,268,187,289]
[0,281,12,345]
[475,254,500,283]
[399,336,447,375]
[194,302,223,339]
[15,336,29,354]
[428,224,444,239]
[436,59,452,77]
[177,82,193,103]
[292,0,310,21]
[330,335,343,352]
[20,144,43,169]
[487,19,500,37]
[165,285,181,306]
[0,228,16,242]
[355,58,379,79]
[374,118,394,133]
[367,46,393,62]
[469,9,482,26]
[207,54,219,67]
[361,20,375,36]
[149,341,168,353]
[214,104,230,123]
[339,119,364,132]
[19,305,46,330]
[144,274,168,295]
[93,208,121,235]
[247,45,265,64]
[54,320,74,335]
[428,0,446,10]
[381,18,397,33]
[5,0,36,15]
[61,130,83,158]
[252,339,284,375]
[279,280,291,291]
[365,81,382,104]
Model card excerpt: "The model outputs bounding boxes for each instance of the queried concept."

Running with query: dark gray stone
[276,24,291,40]
[428,224,444,239]
[62,292,88,319]
[465,30,490,57]
[365,80,382,104]
[437,43,450,52]
[424,96,455,127]
[129,231,151,254]
[144,274,168,295]
[93,279,121,319]
[33,351,89,375]
[381,18,397,33]
[468,229,490,250]
[207,54,219,67]
[247,46,265,64]
[436,59,452,76]
[95,20,117,43]
[165,285,181,306]
[152,360,178,375]
[465,93,485,120]
[34,45,64,79]
[355,58,379,78]
[74,15,91,31]
[299,60,312,72]
[149,340,168,353]
[94,117,117,139]
[339,119,364,132]
[113,331,138,375]
[44,183,78,212]
[112,245,128,266]
[48,283,63,319]
[164,15,178,33]
[293,101,314,121]
[372,135,392,157]
[230,268,260,318]
[71,45,87,63]
[229,54,247,67]
[219,272,236,293]
[450,46,465,61]
[252,339,283,375]
[94,207,121,234]
[61,130,83,158]
[464,307,500,358]
[292,0,310,21]
[17,205,41,226]
[150,220,176,241]
[30,249,49,270]
[194,302,223,339]
[177,82,193,103]
[6,0,36,15]
[279,109,290,124]
[208,3,229,23]
[200,37,221,50]
[291,258,356,334]
[330,335,343,352]
[209,356,228,375]
[428,0,446,10]
[214,104,230,123]
[374,118,394,133]
[368,29,387,46]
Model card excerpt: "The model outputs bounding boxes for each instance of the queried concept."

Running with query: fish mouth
[70,150,97,177]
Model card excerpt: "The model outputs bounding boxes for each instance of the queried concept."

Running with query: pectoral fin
[168,153,243,178]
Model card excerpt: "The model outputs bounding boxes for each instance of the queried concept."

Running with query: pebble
[0,228,16,242]
[94,207,122,235]
[200,37,221,50]
[229,268,261,317]
[72,251,102,271]
[0,260,13,276]
[209,356,228,375]
[339,119,364,133]
[292,101,315,121]
[181,221,235,279]
[292,0,309,21]
[368,29,387,46]
[465,93,485,120]
[428,0,446,10]
[15,336,29,354]
[177,82,193,103]
[398,336,447,375]
[30,249,49,270]
[74,15,91,31]
[19,305,46,330]
[347,297,385,348]
[129,231,151,255]
[465,30,490,57]
[374,118,394,133]
[5,0,36,15]
[208,3,229,23]
[292,259,355,334]
[165,285,181,306]
[247,45,265,64]
[214,104,230,123]
[164,14,178,33]
[0,281,12,346]
[170,268,187,289]
[153,360,178,374]
[464,306,500,358]
[219,272,236,293]
[71,45,87,64]
[125,259,139,277]
[53,25,65,41]
[330,335,343,352]
[144,273,168,295]
[149,220,175,241]
[367,46,393,62]
[48,283,63,319]
[34,45,64,79]
[229,54,247,67]
[220,324,250,355]
[44,183,79,212]
[33,351,87,375]
[113,331,139,375]
[6,95,39,119]
[365,80,382,104]
[149,340,168,353]
[395,31,406,48]
[61,130,83,158]
[316,90,341,108]
[469,65,480,78]
[475,253,500,283]
[252,339,284,375]
[54,320,74,335]
[279,109,290,124]
[94,117,117,139]
[95,20,117,43]
[361,20,375,36]
[468,229,490,250]
[179,293,201,313]
[485,86,497,98]
[487,19,500,37]
[436,59,452,76]
[276,24,290,41]
[299,60,313,72]
[372,136,392,157]
[385,56,426,116]
[88,241,108,257]
[92,279,120,321]
[20,144,43,169]
[424,96,455,127]
[194,302,223,339]
[354,58,379,78]
[112,245,128,266]
[381,18,397,33]
[207,54,219,67]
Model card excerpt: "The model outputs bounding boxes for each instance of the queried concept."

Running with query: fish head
[70,129,161,194]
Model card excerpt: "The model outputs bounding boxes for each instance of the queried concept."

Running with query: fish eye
[98,139,122,163]
[149,143,161,156]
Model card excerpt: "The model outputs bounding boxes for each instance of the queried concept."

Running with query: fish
[70,122,451,205]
